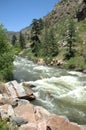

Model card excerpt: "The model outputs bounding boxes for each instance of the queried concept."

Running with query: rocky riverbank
[0,80,86,130]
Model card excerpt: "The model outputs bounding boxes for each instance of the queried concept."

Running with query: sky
[0,0,59,32]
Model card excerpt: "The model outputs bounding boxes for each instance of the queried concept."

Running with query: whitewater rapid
[13,57,86,124]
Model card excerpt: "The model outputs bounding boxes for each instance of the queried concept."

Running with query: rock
[11,116,28,127]
[22,82,36,88]
[18,99,30,105]
[8,98,19,108]
[14,103,36,123]
[83,69,86,73]
[38,121,46,130]
[0,104,14,120]
[0,83,7,94]
[0,94,6,105]
[5,81,26,98]
[34,106,50,122]
[19,123,37,130]
[81,125,86,130]
[5,81,35,101]
[50,59,64,66]
[47,114,83,130]
[19,91,35,101]
[37,58,45,65]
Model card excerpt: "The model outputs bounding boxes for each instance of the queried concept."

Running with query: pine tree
[11,34,17,46]
[48,28,58,57]
[65,18,76,59]
[19,32,25,49]
[30,19,42,56]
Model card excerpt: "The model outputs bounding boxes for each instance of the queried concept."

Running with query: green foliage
[65,18,76,59]
[64,56,86,70]
[0,119,18,130]
[19,32,26,49]
[41,27,58,57]
[11,35,17,46]
[0,119,10,130]
[0,24,15,81]
[48,28,58,56]
[31,18,44,35]
[30,18,44,56]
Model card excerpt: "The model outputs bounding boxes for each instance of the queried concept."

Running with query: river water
[13,56,86,124]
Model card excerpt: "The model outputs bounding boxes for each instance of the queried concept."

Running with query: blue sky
[0,0,59,32]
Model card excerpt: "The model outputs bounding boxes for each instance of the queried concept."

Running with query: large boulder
[19,123,37,130]
[14,103,36,123]
[19,91,35,101]
[11,116,28,127]
[0,104,14,120]
[34,106,50,122]
[47,114,84,130]
[4,81,35,101]
[14,102,85,130]
[22,82,36,89]
[5,81,26,98]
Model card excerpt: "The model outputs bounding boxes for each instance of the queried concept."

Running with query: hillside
[7,0,86,71]
[7,0,86,41]
[44,0,86,25]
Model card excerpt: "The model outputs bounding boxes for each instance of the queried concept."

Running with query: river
[13,56,86,124]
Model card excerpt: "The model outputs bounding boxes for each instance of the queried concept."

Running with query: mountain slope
[7,0,86,43]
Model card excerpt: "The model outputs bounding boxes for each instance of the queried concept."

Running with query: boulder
[83,69,86,73]
[5,81,26,98]
[0,104,14,120]
[14,103,36,123]
[22,82,36,88]
[34,106,50,122]
[19,91,35,101]
[11,116,28,127]
[18,99,30,105]
[37,58,45,65]
[5,81,35,101]
[0,94,6,105]
[38,121,46,130]
[47,114,84,130]
[19,123,37,130]
[0,83,7,94]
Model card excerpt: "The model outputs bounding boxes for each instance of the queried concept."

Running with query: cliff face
[44,0,86,25]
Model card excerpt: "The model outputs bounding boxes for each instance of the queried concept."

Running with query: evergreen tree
[42,28,58,57]
[31,18,44,36]
[42,28,49,56]
[19,32,25,49]
[65,18,76,59]
[0,24,14,81]
[48,28,58,56]
[11,34,17,46]
[30,19,43,56]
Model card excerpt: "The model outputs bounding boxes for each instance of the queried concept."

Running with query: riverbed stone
[34,106,50,122]
[47,114,84,130]
[22,82,36,88]
[0,104,14,120]
[18,99,30,105]
[11,116,28,126]
[5,81,26,98]
[19,123,38,130]
[19,90,35,101]
[0,82,7,94]
[14,103,36,123]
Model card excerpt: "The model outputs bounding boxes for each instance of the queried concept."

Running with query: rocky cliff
[44,0,86,26]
